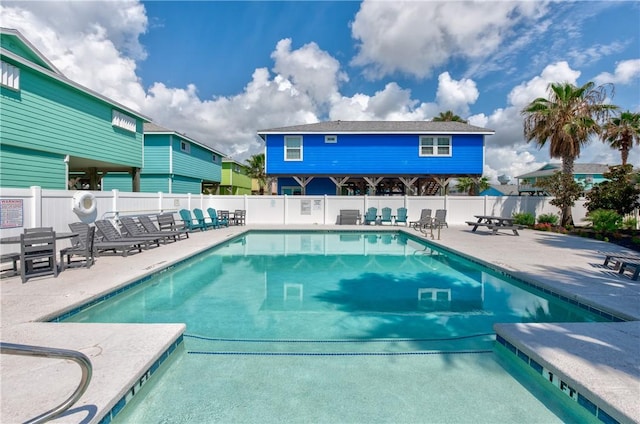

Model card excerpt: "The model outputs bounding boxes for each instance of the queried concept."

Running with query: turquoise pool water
[64,231,604,423]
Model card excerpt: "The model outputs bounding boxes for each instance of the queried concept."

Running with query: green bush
[512,212,535,226]
[583,209,622,232]
[537,213,559,225]
[622,217,638,230]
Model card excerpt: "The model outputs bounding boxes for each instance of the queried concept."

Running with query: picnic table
[466,215,522,236]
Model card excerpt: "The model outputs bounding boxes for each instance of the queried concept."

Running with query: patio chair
[178,209,206,232]
[120,216,172,244]
[379,207,393,225]
[138,215,186,242]
[434,209,448,228]
[364,207,378,225]
[95,219,158,250]
[338,210,361,225]
[193,208,216,230]
[410,209,432,230]
[219,210,231,226]
[71,221,142,257]
[395,207,408,226]
[20,227,58,283]
[207,208,228,228]
[60,223,96,270]
[234,209,246,225]
[157,213,190,239]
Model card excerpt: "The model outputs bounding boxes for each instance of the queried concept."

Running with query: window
[285,136,303,161]
[180,141,190,153]
[212,154,217,162]
[419,136,451,156]
[1,61,20,90]
[325,135,337,143]
[112,110,136,132]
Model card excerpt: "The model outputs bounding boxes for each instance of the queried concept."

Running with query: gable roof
[143,122,228,157]
[1,27,150,122]
[258,120,494,136]
[516,163,611,179]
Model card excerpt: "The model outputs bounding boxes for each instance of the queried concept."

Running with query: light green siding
[142,135,172,174]
[1,33,52,70]
[0,144,65,189]
[1,64,143,167]
[140,175,170,193]
[171,175,202,194]
[172,137,221,182]
[101,172,132,192]
[220,161,252,195]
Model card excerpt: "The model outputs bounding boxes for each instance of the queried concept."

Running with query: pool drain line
[184,332,496,344]
[187,350,494,357]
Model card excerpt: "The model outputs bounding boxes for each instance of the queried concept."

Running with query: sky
[2,0,640,183]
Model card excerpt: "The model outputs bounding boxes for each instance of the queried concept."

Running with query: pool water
[64,231,604,423]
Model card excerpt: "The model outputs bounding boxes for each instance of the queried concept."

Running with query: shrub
[583,209,622,232]
[534,223,552,231]
[622,217,638,230]
[537,213,559,225]
[512,212,535,226]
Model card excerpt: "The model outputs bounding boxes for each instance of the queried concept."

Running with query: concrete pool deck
[1,225,638,423]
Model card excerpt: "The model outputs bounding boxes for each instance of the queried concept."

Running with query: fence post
[324,194,328,225]
[284,194,288,224]
[158,191,163,213]
[30,186,42,228]
[111,189,120,218]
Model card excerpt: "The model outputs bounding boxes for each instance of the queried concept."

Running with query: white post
[284,194,288,224]
[30,186,42,228]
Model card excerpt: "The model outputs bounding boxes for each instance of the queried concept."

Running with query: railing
[0,342,92,424]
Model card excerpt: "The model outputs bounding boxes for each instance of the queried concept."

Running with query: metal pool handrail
[0,342,92,424]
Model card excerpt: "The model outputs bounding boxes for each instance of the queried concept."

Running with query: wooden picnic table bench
[467,215,521,235]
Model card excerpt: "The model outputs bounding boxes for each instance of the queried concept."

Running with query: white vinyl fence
[0,186,597,238]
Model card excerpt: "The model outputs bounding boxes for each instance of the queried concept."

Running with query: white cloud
[594,58,640,85]
[350,0,548,79]
[436,72,478,116]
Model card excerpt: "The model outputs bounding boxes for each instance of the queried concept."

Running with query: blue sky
[2,1,639,182]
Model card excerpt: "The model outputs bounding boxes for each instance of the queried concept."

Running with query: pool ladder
[0,342,92,424]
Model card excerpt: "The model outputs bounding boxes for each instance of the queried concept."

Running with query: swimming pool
[63,231,605,423]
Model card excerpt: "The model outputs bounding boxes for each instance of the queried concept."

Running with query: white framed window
[285,136,303,161]
[180,141,190,153]
[112,110,136,132]
[419,136,451,157]
[325,135,337,143]
[1,61,20,90]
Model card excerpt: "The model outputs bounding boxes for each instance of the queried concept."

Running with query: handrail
[0,342,92,424]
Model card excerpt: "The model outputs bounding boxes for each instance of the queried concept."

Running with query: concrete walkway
[1,225,638,423]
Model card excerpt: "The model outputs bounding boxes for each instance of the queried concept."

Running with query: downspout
[169,135,173,193]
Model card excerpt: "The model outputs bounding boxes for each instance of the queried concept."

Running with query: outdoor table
[0,232,78,244]
[467,215,520,235]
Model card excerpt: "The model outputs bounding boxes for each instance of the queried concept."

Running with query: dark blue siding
[266,133,484,175]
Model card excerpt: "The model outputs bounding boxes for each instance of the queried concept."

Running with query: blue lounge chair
[193,208,216,230]
[364,207,378,225]
[207,208,228,228]
[395,207,408,226]
[379,207,392,225]
[179,209,206,232]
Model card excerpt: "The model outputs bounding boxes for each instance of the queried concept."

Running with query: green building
[220,158,252,195]
[0,27,150,190]
[102,122,226,194]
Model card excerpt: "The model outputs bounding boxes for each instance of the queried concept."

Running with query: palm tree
[602,111,640,166]
[455,176,490,195]
[521,81,617,227]
[245,153,266,195]
[432,110,467,123]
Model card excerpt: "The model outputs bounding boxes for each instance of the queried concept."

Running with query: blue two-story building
[258,121,494,195]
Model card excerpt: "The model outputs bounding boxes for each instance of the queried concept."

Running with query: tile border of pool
[495,335,620,424]
[96,335,184,424]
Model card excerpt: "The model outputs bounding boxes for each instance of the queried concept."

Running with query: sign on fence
[0,199,23,229]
